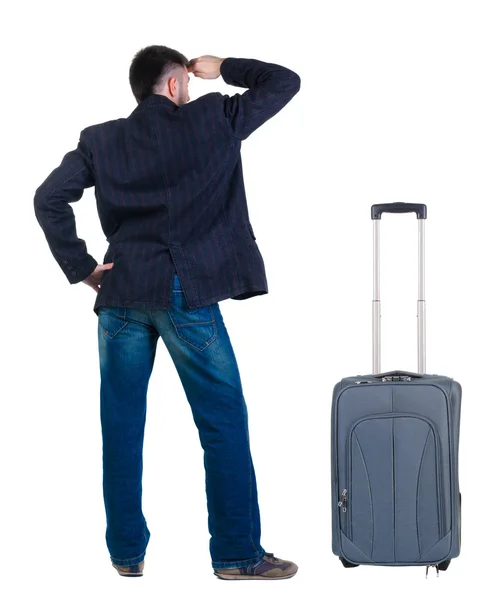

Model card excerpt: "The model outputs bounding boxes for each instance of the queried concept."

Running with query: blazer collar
[130,94,177,116]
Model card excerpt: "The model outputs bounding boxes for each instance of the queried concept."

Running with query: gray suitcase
[331,203,462,576]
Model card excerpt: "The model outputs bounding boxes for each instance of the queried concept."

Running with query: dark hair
[129,45,189,103]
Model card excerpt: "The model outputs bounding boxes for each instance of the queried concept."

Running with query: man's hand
[83,262,114,293]
[187,55,225,80]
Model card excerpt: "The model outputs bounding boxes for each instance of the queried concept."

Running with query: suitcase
[331,203,462,576]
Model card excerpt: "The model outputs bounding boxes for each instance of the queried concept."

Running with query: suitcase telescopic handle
[371,202,427,220]
[371,203,427,376]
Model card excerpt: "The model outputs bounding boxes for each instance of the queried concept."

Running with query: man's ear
[168,76,177,97]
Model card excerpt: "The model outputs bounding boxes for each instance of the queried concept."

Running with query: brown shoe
[112,560,144,577]
[214,553,298,580]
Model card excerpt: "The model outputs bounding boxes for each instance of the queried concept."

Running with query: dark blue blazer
[34,57,301,315]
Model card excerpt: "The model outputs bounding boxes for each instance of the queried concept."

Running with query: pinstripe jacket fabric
[33,57,301,316]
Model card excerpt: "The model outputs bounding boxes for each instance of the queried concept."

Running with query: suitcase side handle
[371,202,427,220]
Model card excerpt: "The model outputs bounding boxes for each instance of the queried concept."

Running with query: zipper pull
[338,489,347,512]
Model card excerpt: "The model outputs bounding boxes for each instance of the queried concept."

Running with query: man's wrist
[219,57,233,80]
[218,58,226,76]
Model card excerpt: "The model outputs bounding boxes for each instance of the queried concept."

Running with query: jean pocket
[98,307,128,339]
[168,291,217,350]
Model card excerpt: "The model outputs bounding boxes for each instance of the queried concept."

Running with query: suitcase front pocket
[345,413,444,563]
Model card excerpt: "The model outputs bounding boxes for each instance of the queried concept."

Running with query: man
[33,45,301,580]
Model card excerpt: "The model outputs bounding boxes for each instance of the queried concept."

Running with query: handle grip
[371,202,427,220]
[372,370,424,380]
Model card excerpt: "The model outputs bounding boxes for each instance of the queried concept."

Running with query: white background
[2,0,488,598]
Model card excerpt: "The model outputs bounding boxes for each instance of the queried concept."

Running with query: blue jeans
[97,274,266,569]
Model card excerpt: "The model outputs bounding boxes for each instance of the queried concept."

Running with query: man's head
[129,45,190,105]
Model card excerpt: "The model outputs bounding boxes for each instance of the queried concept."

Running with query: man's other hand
[187,55,224,80]
[83,263,114,293]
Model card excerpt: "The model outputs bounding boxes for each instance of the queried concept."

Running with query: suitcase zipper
[338,489,348,533]
[338,489,348,512]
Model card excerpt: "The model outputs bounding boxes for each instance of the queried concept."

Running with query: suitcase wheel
[437,559,451,572]
[339,557,359,568]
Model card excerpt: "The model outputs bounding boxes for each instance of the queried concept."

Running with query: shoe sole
[214,570,297,580]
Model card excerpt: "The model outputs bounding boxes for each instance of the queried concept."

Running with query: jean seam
[110,525,149,564]
[212,552,264,569]
[246,399,259,556]
[99,311,128,338]
[110,549,146,564]
[167,306,217,350]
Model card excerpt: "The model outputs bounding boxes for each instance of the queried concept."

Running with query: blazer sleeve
[218,57,301,141]
[33,128,98,284]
